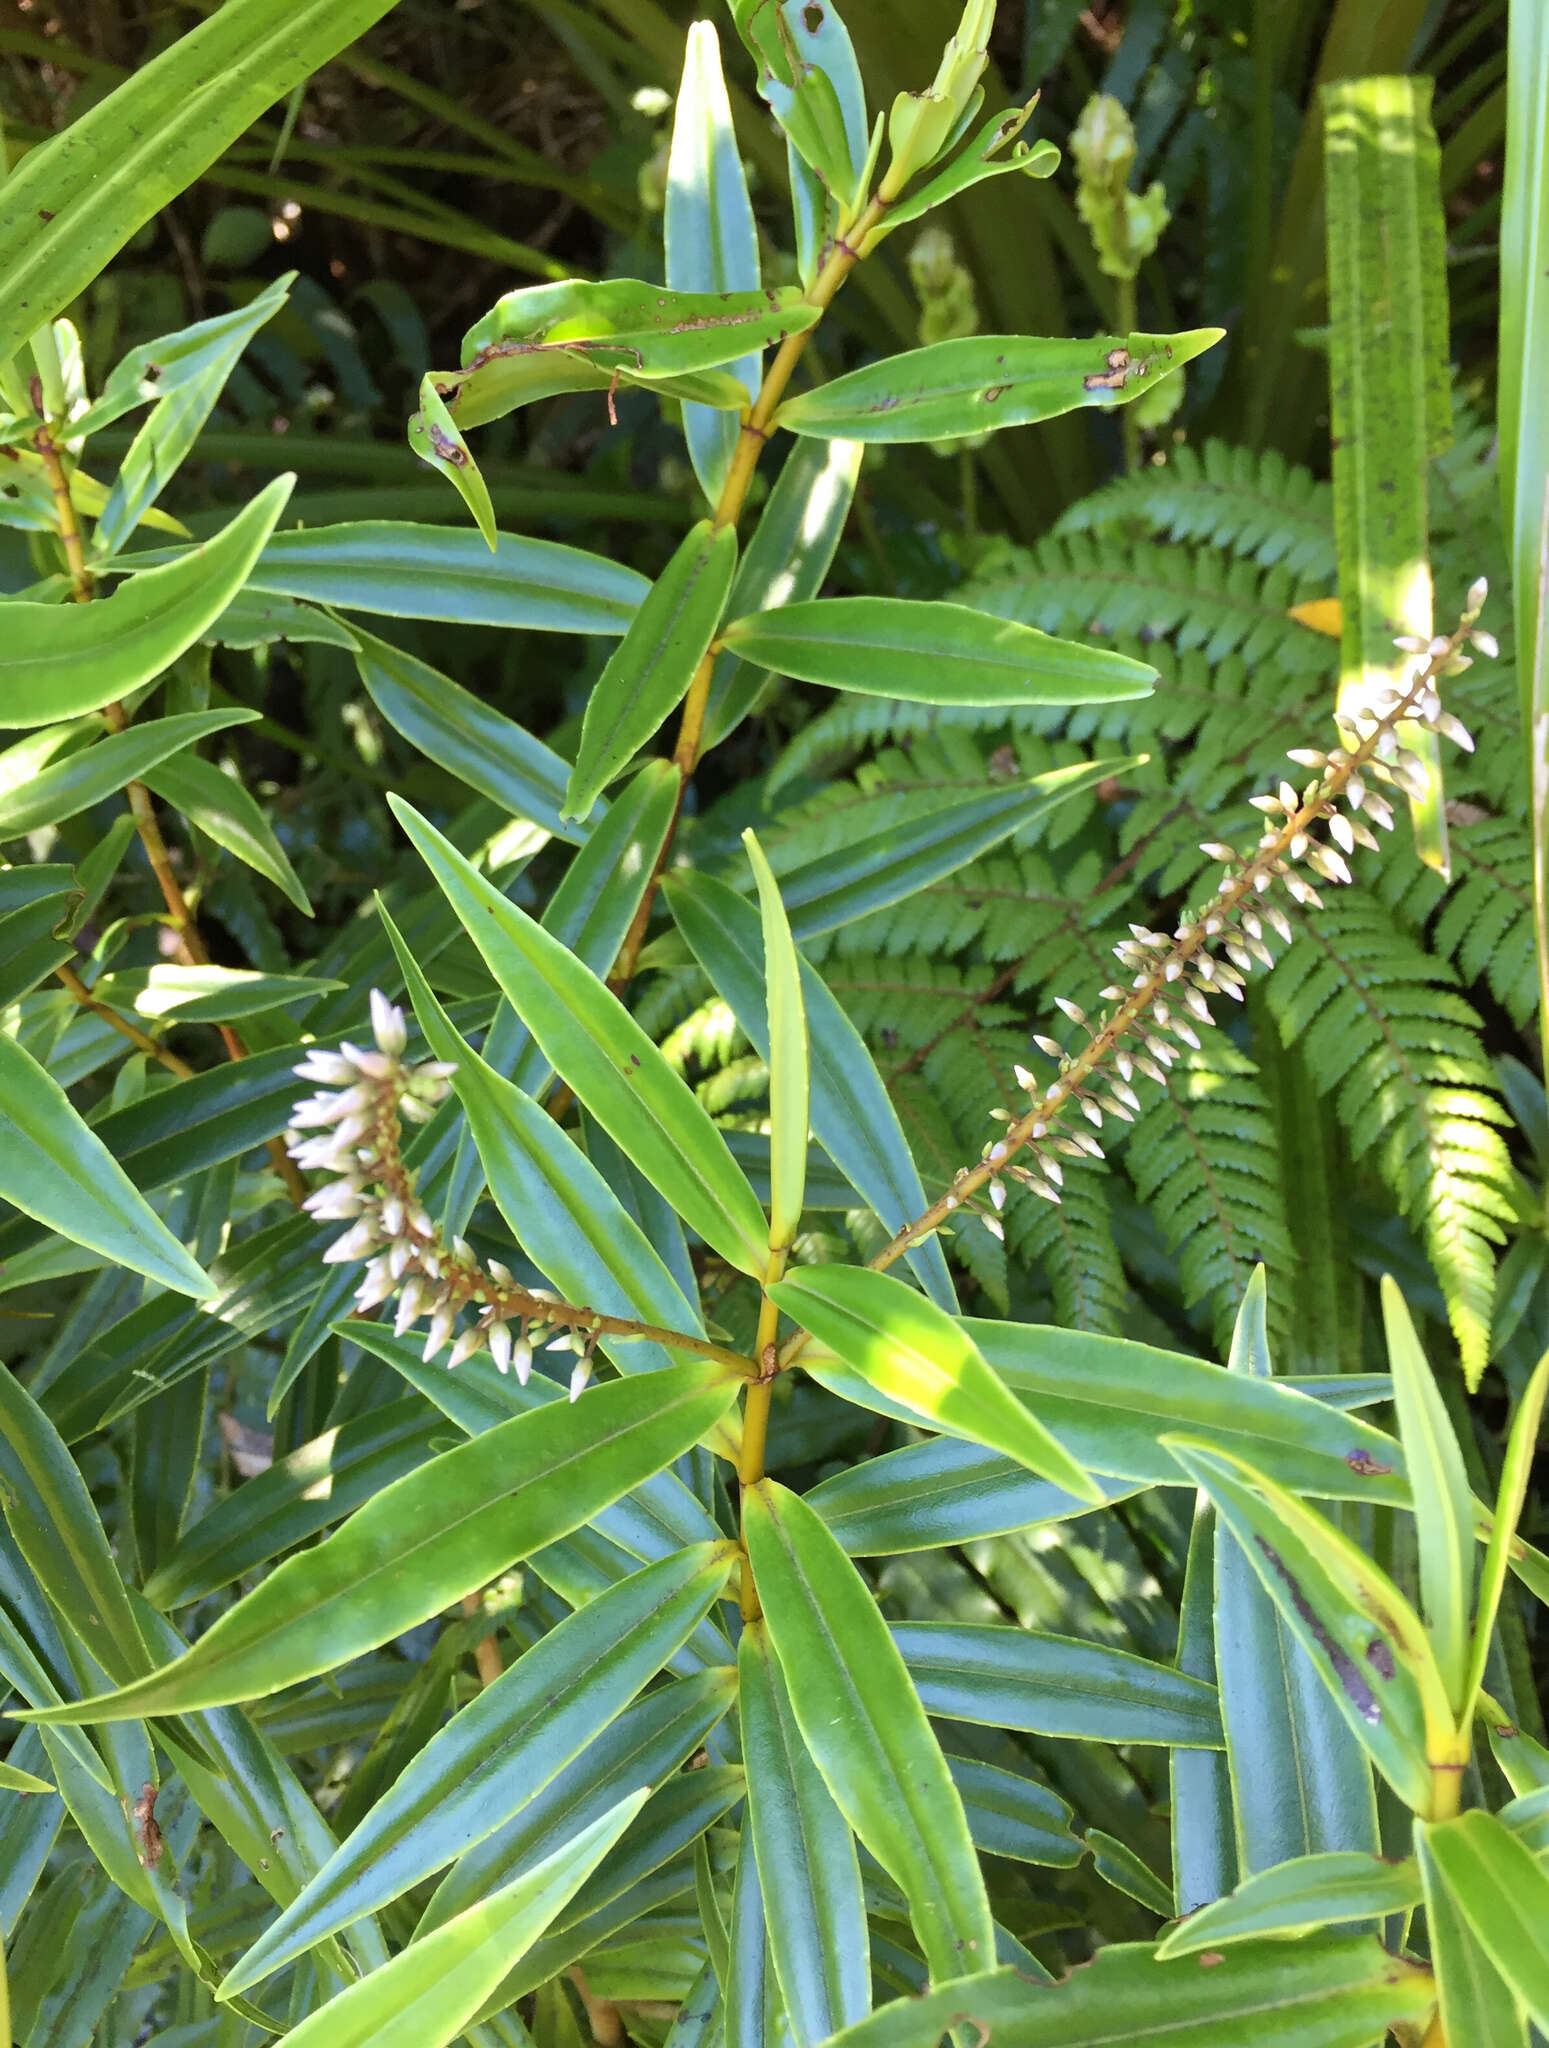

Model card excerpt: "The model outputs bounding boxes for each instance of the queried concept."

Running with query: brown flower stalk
[286,994,756,1394]
[780,582,1493,1361]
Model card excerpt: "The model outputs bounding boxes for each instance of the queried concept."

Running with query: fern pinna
[660,432,1525,1382]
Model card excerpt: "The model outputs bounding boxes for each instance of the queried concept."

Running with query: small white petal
[370,989,408,1057]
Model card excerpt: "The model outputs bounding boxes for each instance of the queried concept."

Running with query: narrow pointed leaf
[0,479,291,728]
[0,1033,212,1300]
[945,1753,1081,1868]
[1155,1853,1421,1957]
[263,1791,650,2048]
[140,751,312,914]
[1167,1437,1443,1814]
[1172,1502,1238,1913]
[1464,1347,1549,1723]
[742,1479,995,1983]
[1380,1276,1473,1708]
[417,1666,737,1935]
[774,329,1224,443]
[0,709,258,839]
[1418,1822,1529,2048]
[666,21,761,502]
[222,1544,734,1993]
[0,0,399,368]
[815,1937,1433,2048]
[242,521,646,631]
[391,797,770,1277]
[382,902,710,1376]
[1213,1272,1379,1875]
[744,832,808,1248]
[719,598,1154,706]
[703,436,863,750]
[1419,1810,1549,2027]
[357,628,588,842]
[565,518,737,817]
[893,1621,1223,1748]
[740,1621,868,2045]
[772,1267,1099,1502]
[18,1362,740,1719]
[409,374,496,547]
[664,869,957,1309]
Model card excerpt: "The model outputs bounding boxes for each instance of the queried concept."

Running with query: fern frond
[962,532,1335,679]
[1264,893,1513,1384]
[1375,815,1537,1029]
[1054,439,1337,579]
[1122,1037,1296,1355]
[1003,1163,1127,1335]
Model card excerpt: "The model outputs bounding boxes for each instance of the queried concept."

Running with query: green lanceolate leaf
[380,903,711,1376]
[221,1544,735,1995]
[447,279,819,425]
[0,0,400,366]
[742,1480,995,1983]
[408,374,497,547]
[874,101,1060,234]
[0,480,291,728]
[1418,1810,1549,2028]
[727,0,867,200]
[772,1268,1099,1502]
[1464,1348,1549,1724]
[1155,1852,1421,1958]
[140,751,312,915]
[261,1792,650,2048]
[774,329,1224,443]
[1380,1277,1474,1711]
[17,1362,740,1719]
[663,869,957,1310]
[754,760,1129,943]
[718,597,1155,707]
[1418,1819,1530,2047]
[90,276,294,561]
[816,1937,1433,2048]
[0,1760,52,1796]
[893,1621,1223,1748]
[0,709,257,839]
[945,1753,1081,1868]
[1167,1437,1445,1815]
[142,1399,441,1611]
[423,277,813,447]
[703,436,863,749]
[565,518,737,818]
[0,1364,153,1690]
[739,1621,869,2045]
[391,799,771,1277]
[0,1032,211,1300]
[243,521,646,632]
[1212,1272,1379,1875]
[744,831,808,1248]
[115,965,339,1022]
[415,1666,737,1936]
[666,21,763,503]
[356,629,586,843]
[1172,1502,1237,1913]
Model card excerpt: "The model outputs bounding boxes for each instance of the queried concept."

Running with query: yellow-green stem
[32,420,93,602]
[738,1249,790,1620]
[54,963,196,1079]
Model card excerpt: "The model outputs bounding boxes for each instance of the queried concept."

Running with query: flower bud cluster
[286,991,605,1399]
[914,588,1493,1248]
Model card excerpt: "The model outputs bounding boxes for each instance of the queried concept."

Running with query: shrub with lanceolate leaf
[0,5,1544,2048]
